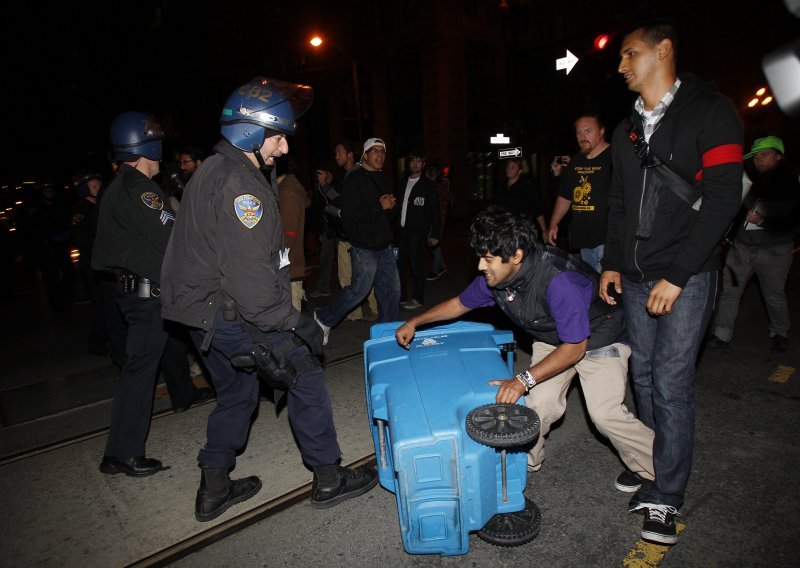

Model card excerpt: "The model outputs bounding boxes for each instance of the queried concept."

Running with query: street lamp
[309,35,363,142]
[747,86,773,109]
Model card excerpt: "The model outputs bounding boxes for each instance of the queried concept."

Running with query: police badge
[141,192,163,210]
[234,194,263,229]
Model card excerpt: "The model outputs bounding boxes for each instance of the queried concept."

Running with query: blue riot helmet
[109,111,163,161]
[220,77,314,152]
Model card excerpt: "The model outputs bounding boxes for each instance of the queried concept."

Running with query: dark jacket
[394,174,442,239]
[340,167,397,250]
[731,163,800,247]
[92,164,174,282]
[604,73,744,287]
[495,177,543,223]
[160,139,298,334]
[70,198,99,255]
[318,178,346,240]
[492,245,625,349]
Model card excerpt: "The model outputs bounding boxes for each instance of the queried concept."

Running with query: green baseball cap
[744,135,785,159]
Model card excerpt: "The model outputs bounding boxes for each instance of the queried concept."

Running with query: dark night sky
[2,0,799,185]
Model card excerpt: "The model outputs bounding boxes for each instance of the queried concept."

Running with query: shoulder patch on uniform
[234,194,263,229]
[141,192,163,210]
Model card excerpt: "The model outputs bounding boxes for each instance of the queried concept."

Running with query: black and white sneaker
[631,503,679,545]
[615,470,645,492]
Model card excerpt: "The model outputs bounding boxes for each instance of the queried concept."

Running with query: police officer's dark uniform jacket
[492,245,625,350]
[93,164,174,281]
[161,139,298,336]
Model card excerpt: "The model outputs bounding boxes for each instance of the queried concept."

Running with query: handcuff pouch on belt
[232,321,321,391]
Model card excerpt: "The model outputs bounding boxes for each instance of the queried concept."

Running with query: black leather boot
[195,466,263,522]
[311,464,379,509]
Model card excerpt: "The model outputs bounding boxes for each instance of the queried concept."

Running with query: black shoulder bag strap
[624,114,701,239]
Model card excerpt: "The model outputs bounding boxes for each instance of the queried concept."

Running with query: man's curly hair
[469,206,538,262]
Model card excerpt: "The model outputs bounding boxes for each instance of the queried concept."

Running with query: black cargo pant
[189,312,342,469]
[104,295,168,457]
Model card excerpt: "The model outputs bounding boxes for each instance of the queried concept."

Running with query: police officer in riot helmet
[161,77,378,522]
[92,111,174,477]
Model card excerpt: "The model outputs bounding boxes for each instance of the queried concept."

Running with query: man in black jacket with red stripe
[599,20,743,545]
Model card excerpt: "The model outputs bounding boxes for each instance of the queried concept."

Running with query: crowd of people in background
[16,112,797,362]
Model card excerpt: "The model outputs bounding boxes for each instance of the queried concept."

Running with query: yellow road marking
[622,522,686,567]
[768,365,795,383]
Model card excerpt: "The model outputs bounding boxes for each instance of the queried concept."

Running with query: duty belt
[116,270,160,298]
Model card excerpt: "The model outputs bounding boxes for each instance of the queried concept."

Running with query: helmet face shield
[220,77,314,150]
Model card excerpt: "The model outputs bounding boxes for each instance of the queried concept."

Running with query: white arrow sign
[498,147,522,159]
[556,50,579,74]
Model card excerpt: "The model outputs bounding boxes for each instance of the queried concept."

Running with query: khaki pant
[290,280,305,312]
[337,241,377,321]
[525,341,655,480]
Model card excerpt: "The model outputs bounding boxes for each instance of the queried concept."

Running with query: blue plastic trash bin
[364,321,530,556]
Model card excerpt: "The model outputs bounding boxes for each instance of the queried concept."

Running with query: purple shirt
[459,271,593,343]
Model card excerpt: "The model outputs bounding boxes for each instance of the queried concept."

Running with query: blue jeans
[580,244,604,273]
[623,271,717,509]
[317,246,400,327]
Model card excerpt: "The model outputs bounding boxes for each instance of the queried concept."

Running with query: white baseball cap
[363,137,386,153]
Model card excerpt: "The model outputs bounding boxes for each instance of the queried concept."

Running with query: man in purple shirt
[396,206,654,501]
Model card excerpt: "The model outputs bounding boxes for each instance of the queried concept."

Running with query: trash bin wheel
[477,497,541,547]
[465,403,540,448]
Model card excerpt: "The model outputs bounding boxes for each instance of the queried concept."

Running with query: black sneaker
[615,470,644,492]
[426,268,447,281]
[311,465,379,509]
[705,335,730,350]
[771,334,788,352]
[632,503,679,545]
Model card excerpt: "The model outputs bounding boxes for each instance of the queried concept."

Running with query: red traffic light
[593,34,610,50]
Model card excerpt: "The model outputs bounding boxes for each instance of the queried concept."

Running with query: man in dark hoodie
[313,137,401,345]
[599,21,743,545]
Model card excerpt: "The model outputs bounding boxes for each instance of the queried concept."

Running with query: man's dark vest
[492,245,625,349]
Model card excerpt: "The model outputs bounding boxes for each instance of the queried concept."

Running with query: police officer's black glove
[292,313,324,356]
